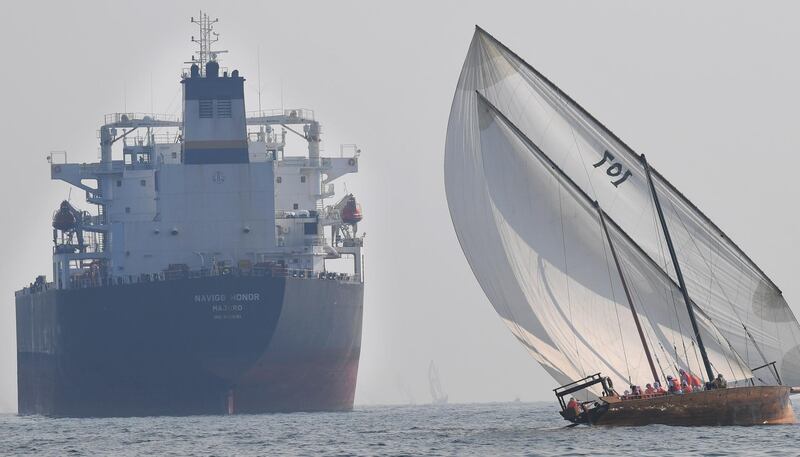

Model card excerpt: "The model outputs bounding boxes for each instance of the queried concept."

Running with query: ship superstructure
[49,14,363,286]
[16,13,365,417]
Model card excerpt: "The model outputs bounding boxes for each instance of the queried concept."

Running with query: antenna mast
[189,11,227,76]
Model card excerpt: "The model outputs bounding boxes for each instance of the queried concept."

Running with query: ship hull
[15,275,363,417]
[568,386,795,426]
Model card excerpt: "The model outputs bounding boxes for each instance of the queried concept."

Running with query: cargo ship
[15,13,366,417]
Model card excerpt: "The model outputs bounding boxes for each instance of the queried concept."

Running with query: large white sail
[445,28,800,391]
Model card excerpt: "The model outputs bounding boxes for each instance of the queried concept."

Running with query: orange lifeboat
[341,196,363,224]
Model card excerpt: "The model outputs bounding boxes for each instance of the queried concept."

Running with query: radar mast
[188,11,228,76]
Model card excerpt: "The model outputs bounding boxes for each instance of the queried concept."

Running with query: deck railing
[16,265,359,296]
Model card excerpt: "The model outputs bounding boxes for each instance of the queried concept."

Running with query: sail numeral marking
[593,150,632,187]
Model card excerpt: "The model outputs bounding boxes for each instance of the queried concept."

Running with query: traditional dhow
[16,13,366,417]
[555,374,794,426]
[444,27,800,426]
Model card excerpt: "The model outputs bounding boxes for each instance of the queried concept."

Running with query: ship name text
[193,293,261,303]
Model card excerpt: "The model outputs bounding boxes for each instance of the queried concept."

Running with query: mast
[595,203,660,384]
[641,154,715,384]
[189,12,227,76]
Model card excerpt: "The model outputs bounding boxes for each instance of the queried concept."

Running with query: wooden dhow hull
[573,386,795,426]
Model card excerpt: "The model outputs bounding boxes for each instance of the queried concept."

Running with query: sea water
[0,400,796,456]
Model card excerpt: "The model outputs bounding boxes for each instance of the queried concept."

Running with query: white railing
[103,112,181,125]
[339,144,361,158]
[247,108,315,121]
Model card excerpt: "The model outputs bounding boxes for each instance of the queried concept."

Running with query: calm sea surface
[1,400,798,456]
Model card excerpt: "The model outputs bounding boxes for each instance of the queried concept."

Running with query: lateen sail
[445,27,800,393]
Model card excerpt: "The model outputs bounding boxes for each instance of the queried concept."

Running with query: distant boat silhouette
[429,361,448,405]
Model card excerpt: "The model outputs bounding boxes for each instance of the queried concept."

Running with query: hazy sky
[3,1,800,412]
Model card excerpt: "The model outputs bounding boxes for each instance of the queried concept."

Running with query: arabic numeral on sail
[611,170,632,187]
[592,150,615,168]
[593,150,632,187]
[606,163,623,176]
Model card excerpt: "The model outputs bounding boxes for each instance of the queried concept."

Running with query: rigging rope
[599,213,632,384]
[649,193,691,372]
[557,185,585,378]
[625,262,669,383]
[662,193,800,371]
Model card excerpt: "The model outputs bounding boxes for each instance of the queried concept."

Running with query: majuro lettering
[212,304,244,312]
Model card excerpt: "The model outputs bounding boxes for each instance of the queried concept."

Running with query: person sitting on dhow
[678,368,691,387]
[667,375,683,394]
[690,372,703,390]
[679,368,703,390]
[644,383,655,395]
[629,385,639,397]
[712,373,727,389]
[654,381,667,394]
[682,381,693,393]
[566,397,581,416]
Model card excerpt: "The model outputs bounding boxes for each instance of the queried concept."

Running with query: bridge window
[116,180,122,187]
[140,179,146,187]
[300,176,306,183]
[276,176,282,184]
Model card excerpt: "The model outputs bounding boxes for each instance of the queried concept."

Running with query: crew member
[678,369,690,387]
[566,397,581,415]
[682,381,693,393]
[644,383,655,395]
[712,373,728,389]
[690,373,703,389]
[667,375,682,394]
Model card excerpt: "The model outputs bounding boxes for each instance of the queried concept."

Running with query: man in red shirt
[566,397,581,415]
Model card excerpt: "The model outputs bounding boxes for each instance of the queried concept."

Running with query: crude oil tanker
[15,13,366,417]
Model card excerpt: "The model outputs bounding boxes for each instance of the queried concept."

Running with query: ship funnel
[181,12,248,165]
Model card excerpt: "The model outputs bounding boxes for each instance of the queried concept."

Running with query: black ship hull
[15,275,363,417]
